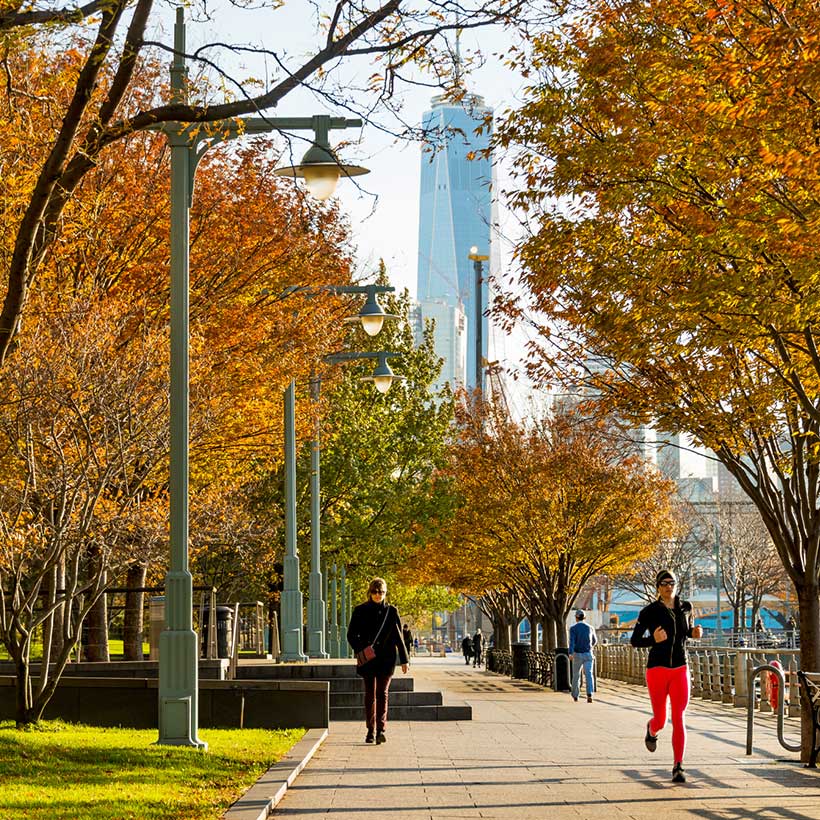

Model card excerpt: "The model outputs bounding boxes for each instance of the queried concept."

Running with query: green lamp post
[305,346,403,659]
[156,6,368,745]
[279,285,395,661]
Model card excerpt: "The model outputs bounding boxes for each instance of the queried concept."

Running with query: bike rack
[746,663,801,756]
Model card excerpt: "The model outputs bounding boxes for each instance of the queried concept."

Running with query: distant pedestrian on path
[347,577,409,745]
[402,623,413,657]
[472,628,483,667]
[630,569,702,784]
[569,609,597,703]
[461,634,473,665]
[786,614,797,648]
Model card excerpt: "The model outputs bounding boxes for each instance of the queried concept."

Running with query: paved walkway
[274,655,819,819]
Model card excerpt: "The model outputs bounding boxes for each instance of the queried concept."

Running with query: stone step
[238,663,359,679]
[330,703,472,721]
[330,691,442,708]
[236,666,414,692]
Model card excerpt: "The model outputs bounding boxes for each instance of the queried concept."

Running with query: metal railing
[487,648,512,676]
[595,643,801,715]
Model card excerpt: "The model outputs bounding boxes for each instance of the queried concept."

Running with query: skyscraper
[417,93,493,392]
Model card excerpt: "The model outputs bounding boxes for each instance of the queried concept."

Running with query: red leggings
[646,665,690,763]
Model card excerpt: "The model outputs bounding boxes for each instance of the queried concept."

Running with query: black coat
[347,600,409,678]
[630,598,695,669]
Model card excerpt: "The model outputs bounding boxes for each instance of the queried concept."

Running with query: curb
[222,727,328,820]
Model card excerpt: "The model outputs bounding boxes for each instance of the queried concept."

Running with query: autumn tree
[0,0,541,364]
[0,294,169,726]
[0,43,363,707]
[495,0,820,758]
[423,398,678,649]
[616,500,713,607]
[716,501,784,633]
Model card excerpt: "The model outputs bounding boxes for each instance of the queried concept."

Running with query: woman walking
[630,569,702,783]
[347,577,409,744]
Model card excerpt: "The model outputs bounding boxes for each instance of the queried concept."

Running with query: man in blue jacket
[569,610,597,703]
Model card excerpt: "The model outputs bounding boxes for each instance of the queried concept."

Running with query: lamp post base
[280,588,308,662]
[157,626,207,749]
[307,592,328,658]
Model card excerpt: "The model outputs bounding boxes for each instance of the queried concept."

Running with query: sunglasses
[371,589,386,595]
[658,580,676,587]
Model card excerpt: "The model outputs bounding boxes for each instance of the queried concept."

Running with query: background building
[416,93,493,393]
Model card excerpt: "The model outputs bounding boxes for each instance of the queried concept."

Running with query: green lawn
[0,640,151,661]
[0,720,305,820]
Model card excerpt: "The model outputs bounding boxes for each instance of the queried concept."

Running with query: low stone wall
[0,659,229,680]
[0,676,329,729]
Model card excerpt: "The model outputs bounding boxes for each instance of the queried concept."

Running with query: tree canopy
[495,0,820,757]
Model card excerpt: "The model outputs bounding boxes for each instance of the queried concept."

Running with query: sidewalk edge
[222,727,329,820]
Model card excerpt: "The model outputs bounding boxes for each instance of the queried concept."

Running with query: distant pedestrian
[631,569,703,784]
[472,628,483,667]
[347,578,409,745]
[569,610,597,703]
[786,614,797,648]
[461,634,472,665]
[755,615,764,633]
[413,636,419,656]
[402,623,413,657]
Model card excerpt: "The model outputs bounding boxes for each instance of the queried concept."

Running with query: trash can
[554,647,571,692]
[202,605,233,658]
[149,596,165,661]
[511,642,529,679]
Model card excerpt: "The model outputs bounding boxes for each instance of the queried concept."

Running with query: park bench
[797,670,820,768]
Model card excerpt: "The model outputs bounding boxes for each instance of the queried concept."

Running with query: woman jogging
[630,569,702,783]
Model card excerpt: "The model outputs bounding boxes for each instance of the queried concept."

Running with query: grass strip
[0,719,305,820]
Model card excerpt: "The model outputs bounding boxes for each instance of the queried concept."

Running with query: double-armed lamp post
[156,6,370,748]
[281,287,401,662]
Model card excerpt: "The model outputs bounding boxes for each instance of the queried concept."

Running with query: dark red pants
[362,674,392,731]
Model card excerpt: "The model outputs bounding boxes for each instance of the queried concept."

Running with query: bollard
[691,653,702,697]
[734,651,749,708]
[788,657,799,718]
[722,653,734,703]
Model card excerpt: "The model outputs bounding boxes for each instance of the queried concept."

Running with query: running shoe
[672,763,686,783]
[644,721,657,752]
[365,730,374,744]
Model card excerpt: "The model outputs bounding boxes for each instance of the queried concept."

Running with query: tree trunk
[123,564,147,660]
[52,557,66,659]
[543,616,557,652]
[555,613,568,649]
[540,617,550,653]
[84,584,109,662]
[530,609,538,650]
[797,583,820,764]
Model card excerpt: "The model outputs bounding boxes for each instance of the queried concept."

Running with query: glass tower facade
[417,93,493,391]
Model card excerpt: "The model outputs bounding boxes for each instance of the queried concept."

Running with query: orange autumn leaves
[417,397,678,620]
[497,0,820,447]
[0,42,355,576]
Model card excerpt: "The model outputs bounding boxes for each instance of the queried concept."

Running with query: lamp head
[361,353,405,394]
[343,288,398,336]
[273,141,369,201]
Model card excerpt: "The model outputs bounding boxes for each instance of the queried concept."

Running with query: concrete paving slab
[269,656,817,819]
